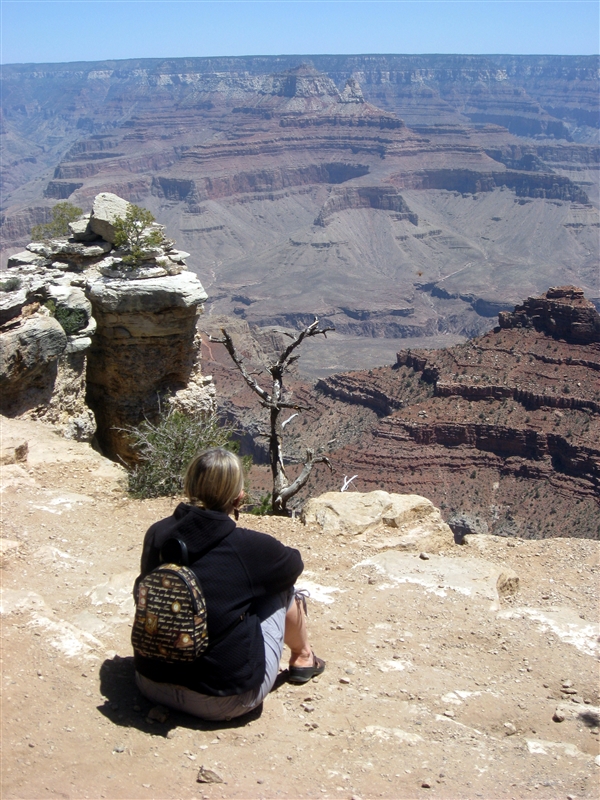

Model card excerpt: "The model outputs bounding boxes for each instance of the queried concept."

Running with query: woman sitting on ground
[133,447,325,721]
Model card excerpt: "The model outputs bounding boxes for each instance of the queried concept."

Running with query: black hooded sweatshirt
[133,503,303,696]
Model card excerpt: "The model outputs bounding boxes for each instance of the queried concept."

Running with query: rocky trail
[1,416,599,800]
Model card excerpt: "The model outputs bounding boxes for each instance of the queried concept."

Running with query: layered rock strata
[1,193,213,455]
[2,61,598,348]
[1,256,97,439]
[310,288,600,539]
[86,271,211,461]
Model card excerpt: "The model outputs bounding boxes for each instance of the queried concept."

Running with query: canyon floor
[1,416,599,800]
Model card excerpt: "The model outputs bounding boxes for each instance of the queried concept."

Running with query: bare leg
[284,596,314,668]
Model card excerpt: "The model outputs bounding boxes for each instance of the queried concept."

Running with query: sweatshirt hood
[170,503,236,557]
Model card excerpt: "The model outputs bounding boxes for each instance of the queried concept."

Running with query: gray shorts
[135,586,294,721]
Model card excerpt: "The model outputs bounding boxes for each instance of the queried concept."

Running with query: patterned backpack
[132,537,245,663]
[132,560,209,663]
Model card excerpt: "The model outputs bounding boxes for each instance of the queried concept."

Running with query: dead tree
[210,317,333,513]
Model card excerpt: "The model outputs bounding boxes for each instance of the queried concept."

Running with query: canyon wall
[2,59,598,356]
[0,193,213,460]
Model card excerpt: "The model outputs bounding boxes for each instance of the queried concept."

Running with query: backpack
[131,537,244,663]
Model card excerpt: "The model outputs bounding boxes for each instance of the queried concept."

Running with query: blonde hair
[184,447,244,513]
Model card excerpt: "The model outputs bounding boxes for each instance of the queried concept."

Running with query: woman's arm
[235,528,304,596]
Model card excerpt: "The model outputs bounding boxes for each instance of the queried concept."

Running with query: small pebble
[257,779,264,784]
[419,552,430,561]
[113,745,125,753]
[196,766,224,784]
[553,709,565,723]
[339,677,351,684]
[421,780,432,788]
[504,722,517,736]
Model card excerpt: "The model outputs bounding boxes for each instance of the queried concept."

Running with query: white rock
[27,242,53,257]
[87,271,208,314]
[89,193,129,243]
[168,250,190,261]
[98,265,168,280]
[68,216,97,242]
[65,337,93,354]
[362,551,519,604]
[302,490,453,549]
[7,251,47,268]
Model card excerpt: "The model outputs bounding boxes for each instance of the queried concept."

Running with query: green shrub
[113,204,165,268]
[55,306,87,335]
[0,277,22,292]
[248,494,273,516]
[31,202,83,241]
[125,408,245,499]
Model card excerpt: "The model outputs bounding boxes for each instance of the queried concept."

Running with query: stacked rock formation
[1,193,214,458]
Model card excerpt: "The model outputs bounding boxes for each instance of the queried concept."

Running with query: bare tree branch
[210,329,272,406]
[214,317,334,514]
[271,317,334,374]
[274,449,333,511]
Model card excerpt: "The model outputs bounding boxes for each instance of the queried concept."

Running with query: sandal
[288,652,326,684]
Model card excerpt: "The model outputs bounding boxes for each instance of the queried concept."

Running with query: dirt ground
[1,416,599,800]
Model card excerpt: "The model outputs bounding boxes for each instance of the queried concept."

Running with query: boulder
[448,513,489,542]
[47,239,112,259]
[0,315,67,415]
[87,272,208,315]
[302,490,454,551]
[68,215,99,242]
[7,251,48,269]
[85,272,211,461]
[0,438,28,465]
[89,193,129,243]
[0,286,28,326]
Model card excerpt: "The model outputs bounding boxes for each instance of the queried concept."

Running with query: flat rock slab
[87,272,208,313]
[361,551,519,605]
[498,605,600,657]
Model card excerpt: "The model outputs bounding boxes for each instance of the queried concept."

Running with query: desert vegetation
[31,201,82,241]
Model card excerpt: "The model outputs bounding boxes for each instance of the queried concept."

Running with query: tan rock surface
[302,490,453,552]
[1,415,598,799]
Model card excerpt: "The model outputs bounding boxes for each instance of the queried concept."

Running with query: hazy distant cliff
[2,56,598,357]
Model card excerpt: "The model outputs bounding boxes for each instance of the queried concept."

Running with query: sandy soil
[1,416,599,800]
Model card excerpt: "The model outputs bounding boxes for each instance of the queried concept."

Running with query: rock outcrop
[301,490,453,552]
[498,286,600,344]
[0,194,213,455]
[86,272,211,460]
[309,289,600,540]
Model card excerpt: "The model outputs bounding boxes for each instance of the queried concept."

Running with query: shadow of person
[97,655,290,737]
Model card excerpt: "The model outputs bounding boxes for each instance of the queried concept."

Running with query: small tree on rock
[31,202,83,241]
[210,317,334,514]
[113,204,165,267]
